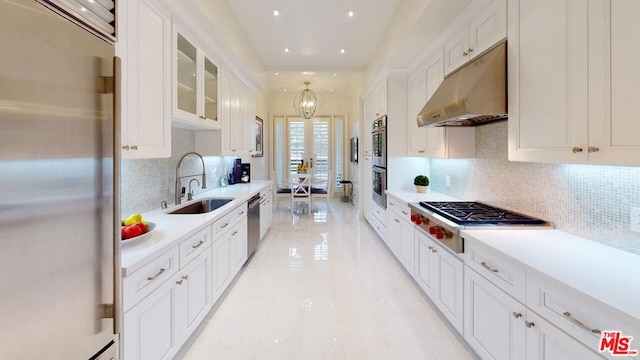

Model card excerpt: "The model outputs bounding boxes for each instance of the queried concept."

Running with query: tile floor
[182,200,476,360]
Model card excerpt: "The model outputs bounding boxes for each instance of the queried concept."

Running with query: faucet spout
[175,152,207,205]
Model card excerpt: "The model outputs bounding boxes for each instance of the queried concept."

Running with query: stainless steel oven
[372,166,386,208]
[372,115,386,168]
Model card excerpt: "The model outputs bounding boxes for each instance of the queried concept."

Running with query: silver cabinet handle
[221,222,229,229]
[232,230,238,236]
[122,145,130,150]
[525,321,535,328]
[402,211,409,215]
[468,48,474,53]
[588,146,600,153]
[239,211,245,215]
[131,145,138,150]
[176,279,183,285]
[572,146,583,153]
[389,202,395,206]
[394,219,400,223]
[147,268,166,281]
[199,115,206,119]
[192,240,204,249]
[562,312,601,334]
[428,246,433,250]
[463,51,468,56]
[182,275,188,280]
[513,312,522,319]
[480,261,499,273]
[418,150,425,153]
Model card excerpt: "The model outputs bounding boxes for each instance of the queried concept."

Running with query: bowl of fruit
[120,213,154,244]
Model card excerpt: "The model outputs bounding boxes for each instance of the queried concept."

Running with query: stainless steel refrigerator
[0,0,120,359]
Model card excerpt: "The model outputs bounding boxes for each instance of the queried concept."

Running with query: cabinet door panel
[464,266,526,360]
[213,236,231,300]
[444,27,470,75]
[589,0,640,165]
[434,246,464,333]
[123,281,178,360]
[415,231,435,298]
[525,311,603,360]
[407,71,428,156]
[180,252,211,340]
[400,220,415,275]
[469,0,506,57]
[508,0,589,163]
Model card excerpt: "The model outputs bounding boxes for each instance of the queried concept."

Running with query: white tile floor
[182,200,476,360]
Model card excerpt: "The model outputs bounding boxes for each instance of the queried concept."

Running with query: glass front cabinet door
[173,28,220,129]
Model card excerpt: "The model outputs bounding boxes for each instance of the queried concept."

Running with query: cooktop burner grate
[418,201,547,225]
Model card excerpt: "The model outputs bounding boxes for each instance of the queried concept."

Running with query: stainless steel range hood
[417,41,507,127]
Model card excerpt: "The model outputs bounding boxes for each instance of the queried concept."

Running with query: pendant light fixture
[293,81,319,119]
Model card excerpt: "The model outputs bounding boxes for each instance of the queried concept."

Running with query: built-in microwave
[372,115,386,168]
[372,166,386,208]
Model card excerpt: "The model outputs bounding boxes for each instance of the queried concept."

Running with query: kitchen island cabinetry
[508,0,640,166]
[116,0,171,159]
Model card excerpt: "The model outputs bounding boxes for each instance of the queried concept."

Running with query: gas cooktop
[418,201,547,226]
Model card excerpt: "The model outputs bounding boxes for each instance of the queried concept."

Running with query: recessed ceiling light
[274,72,279,76]
[284,48,290,53]
[333,73,337,76]
[340,49,345,54]
[330,89,334,92]
[302,71,314,75]
[272,9,280,16]
[283,88,287,92]
[347,10,355,17]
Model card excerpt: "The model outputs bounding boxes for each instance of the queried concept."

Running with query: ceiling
[221,0,472,96]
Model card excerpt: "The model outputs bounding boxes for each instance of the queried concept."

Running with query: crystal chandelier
[293,81,319,119]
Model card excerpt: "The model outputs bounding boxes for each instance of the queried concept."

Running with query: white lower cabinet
[212,230,231,303]
[260,188,273,240]
[414,229,464,334]
[525,311,603,360]
[464,265,526,360]
[123,250,211,360]
[230,217,248,274]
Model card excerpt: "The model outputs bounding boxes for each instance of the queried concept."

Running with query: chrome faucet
[187,179,200,201]
[175,152,207,205]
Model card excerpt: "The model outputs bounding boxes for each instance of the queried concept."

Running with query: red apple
[122,224,143,240]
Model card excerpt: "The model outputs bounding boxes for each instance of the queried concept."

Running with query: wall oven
[372,166,386,208]
[372,115,386,168]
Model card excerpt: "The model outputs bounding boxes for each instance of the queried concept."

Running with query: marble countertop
[461,229,640,321]
[120,181,272,276]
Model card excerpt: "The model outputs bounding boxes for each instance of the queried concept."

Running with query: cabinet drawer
[179,225,211,268]
[230,203,248,224]
[372,204,387,226]
[211,212,233,236]
[368,213,386,241]
[123,246,180,312]
[464,240,526,302]
[387,196,411,221]
[527,273,640,359]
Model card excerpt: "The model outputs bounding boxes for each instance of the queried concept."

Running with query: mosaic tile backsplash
[430,122,640,255]
[121,128,238,217]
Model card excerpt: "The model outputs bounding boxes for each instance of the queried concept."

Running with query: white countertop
[460,229,640,321]
[120,181,272,276]
[386,189,460,203]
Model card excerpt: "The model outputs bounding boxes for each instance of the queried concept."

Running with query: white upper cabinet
[117,0,171,158]
[172,26,220,130]
[588,0,640,165]
[444,0,506,75]
[407,50,475,159]
[509,0,640,165]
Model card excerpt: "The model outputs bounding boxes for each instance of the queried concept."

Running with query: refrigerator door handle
[112,55,122,336]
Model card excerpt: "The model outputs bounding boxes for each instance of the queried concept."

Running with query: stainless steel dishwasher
[247,194,261,258]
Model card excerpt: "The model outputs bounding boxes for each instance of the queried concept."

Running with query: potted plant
[414,175,429,193]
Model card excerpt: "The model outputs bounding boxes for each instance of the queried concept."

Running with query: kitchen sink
[168,198,234,214]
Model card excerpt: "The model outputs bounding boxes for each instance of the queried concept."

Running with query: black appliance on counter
[241,163,251,183]
[409,201,552,253]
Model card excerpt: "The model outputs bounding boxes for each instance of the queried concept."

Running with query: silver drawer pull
[176,279,183,285]
[402,211,409,215]
[394,219,400,223]
[232,230,238,236]
[239,211,245,215]
[182,275,189,280]
[431,248,437,253]
[389,202,395,206]
[480,261,499,273]
[562,312,601,334]
[147,268,166,281]
[192,240,205,249]
[221,222,229,229]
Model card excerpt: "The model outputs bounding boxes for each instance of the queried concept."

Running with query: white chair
[311,170,332,212]
[291,173,311,216]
